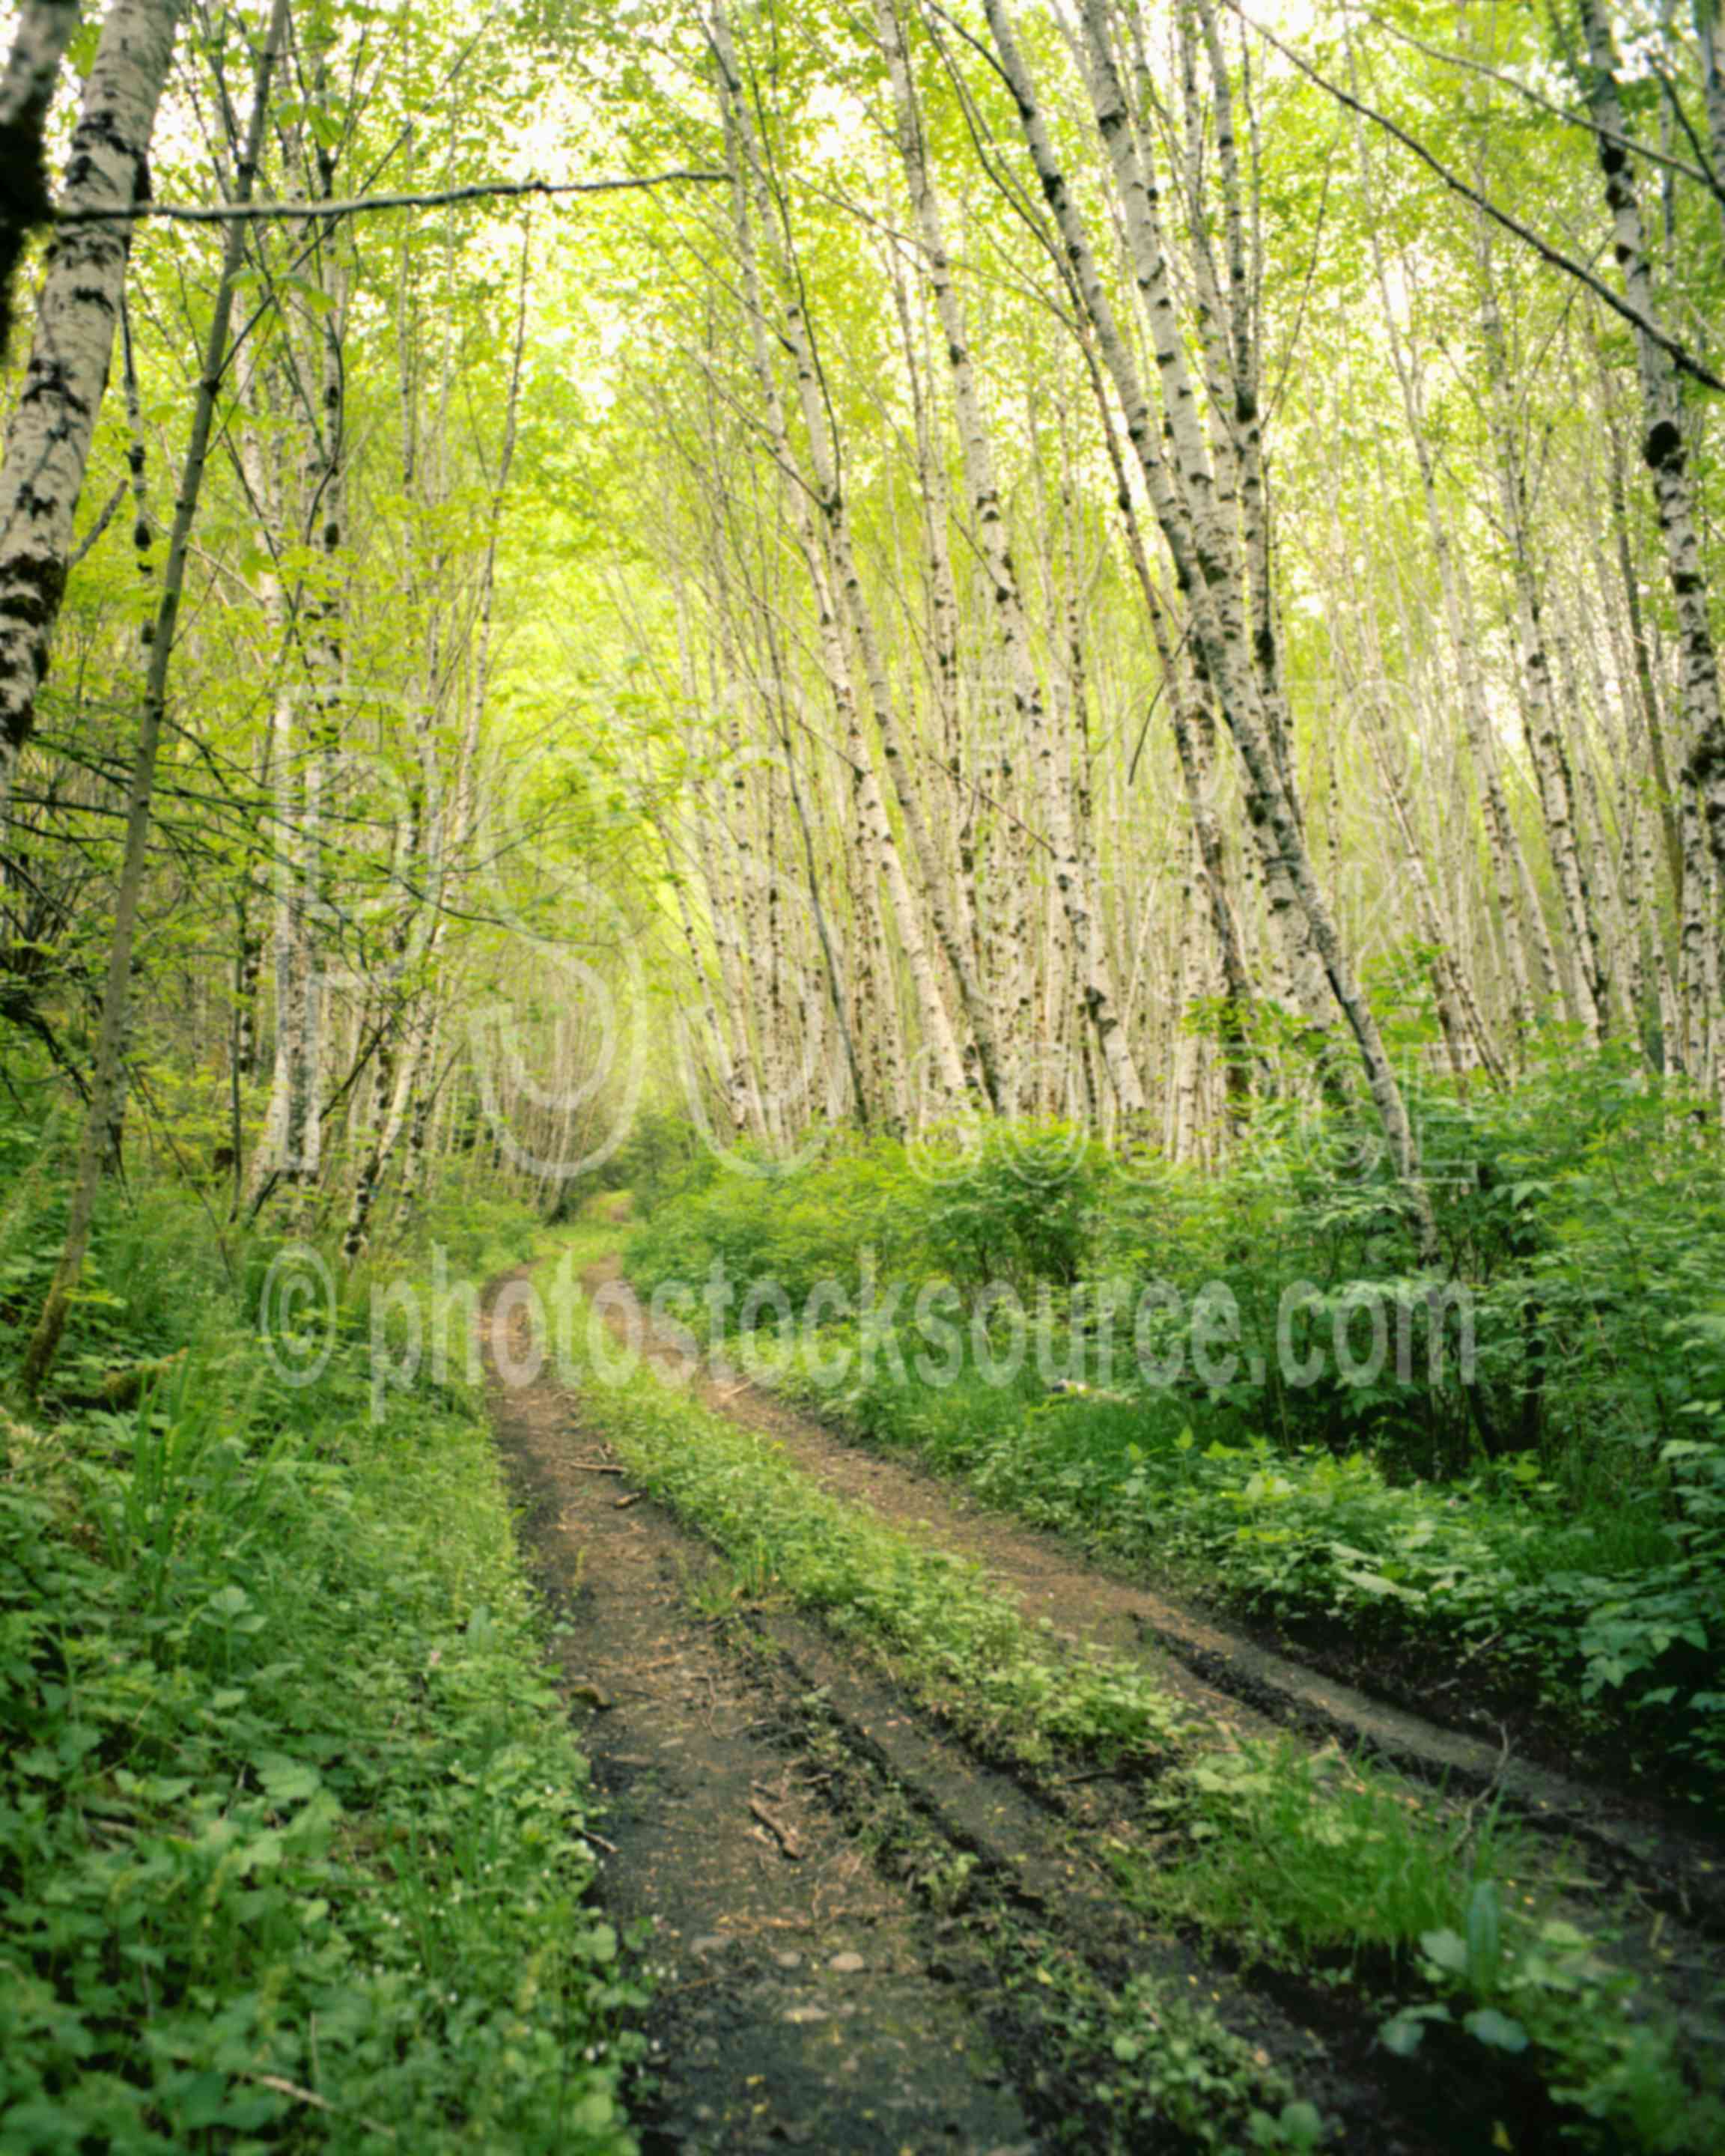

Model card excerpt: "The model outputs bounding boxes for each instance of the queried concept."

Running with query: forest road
[481,1259,1041,2155]
[476,1249,1562,2156]
[569,1246,1725,1940]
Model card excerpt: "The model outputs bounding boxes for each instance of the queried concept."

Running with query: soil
[485,1270,1034,2154]
[481,1248,1724,2153]
[581,1252,1725,1931]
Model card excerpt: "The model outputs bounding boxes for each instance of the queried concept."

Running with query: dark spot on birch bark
[1643,418,1684,472]
[0,550,68,638]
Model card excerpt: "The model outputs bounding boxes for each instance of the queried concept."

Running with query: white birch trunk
[1348,74,1537,1044]
[710,0,968,1117]
[23,0,284,1391]
[0,0,82,359]
[0,0,182,840]
[876,0,1149,1120]
[1580,1,1725,991]
[1011,0,1432,1240]
[1476,231,1610,1044]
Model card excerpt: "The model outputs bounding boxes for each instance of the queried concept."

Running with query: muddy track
[484,1267,1035,2154]
[580,1252,1725,1939]
[481,1255,1717,2152]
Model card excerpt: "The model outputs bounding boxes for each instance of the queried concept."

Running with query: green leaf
[1464,1881,1502,1989]
[1418,1927,1469,1977]
[1380,2012,1427,2056]
[282,274,337,315]
[1278,2100,1325,2148]
[1463,2008,1529,2054]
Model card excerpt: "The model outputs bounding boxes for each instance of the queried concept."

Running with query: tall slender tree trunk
[1348,63,1537,1047]
[1692,0,1725,245]
[0,0,81,362]
[1476,223,1610,1042]
[1078,317,1254,1107]
[22,0,286,1395]
[876,0,1149,1120]
[709,2,968,1118]
[987,0,1433,1244]
[0,0,183,841]
[1578,0,1725,1000]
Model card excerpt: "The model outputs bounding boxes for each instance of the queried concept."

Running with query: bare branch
[55,168,728,227]
[1223,1,1725,395]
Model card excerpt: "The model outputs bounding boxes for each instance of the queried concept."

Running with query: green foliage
[1146,1741,1513,1964]
[1005,1942,1320,2153]
[1381,1887,1724,2152]
[1145,1747,1721,2149]
[594,1106,706,1216]
[626,1118,1110,1311]
[628,1071,1725,1782]
[913,1119,1112,1289]
[553,1248,1187,1769]
[0,1196,639,2153]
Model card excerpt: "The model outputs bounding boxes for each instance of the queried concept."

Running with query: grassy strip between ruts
[618,1105,1725,1785]
[1,1219,641,2155]
[559,1251,1724,2153]
[734,1320,1725,1784]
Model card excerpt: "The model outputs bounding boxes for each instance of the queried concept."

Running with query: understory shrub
[626,1062,1725,1783]
[0,1185,640,2153]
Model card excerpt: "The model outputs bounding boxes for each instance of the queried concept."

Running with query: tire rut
[485,1263,1475,2152]
[484,1265,1037,2155]
[582,1252,1725,1935]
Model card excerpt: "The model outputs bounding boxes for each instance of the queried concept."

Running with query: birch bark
[0,0,182,840]
[710,0,970,1115]
[1476,226,1610,1043]
[22,0,285,1393]
[877,0,1149,1119]
[1578,0,1725,981]
[1348,72,1537,1045]
[0,0,81,360]
[994,0,1432,1239]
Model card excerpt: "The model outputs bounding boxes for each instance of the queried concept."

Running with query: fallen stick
[748,1797,804,1860]
[237,2073,397,2142]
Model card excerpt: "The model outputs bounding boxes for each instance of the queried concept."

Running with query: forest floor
[481,1240,1725,2152]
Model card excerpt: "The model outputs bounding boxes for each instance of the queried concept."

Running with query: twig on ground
[748,1797,805,1859]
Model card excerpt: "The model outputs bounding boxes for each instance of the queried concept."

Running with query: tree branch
[1223,1,1725,395]
[56,168,728,227]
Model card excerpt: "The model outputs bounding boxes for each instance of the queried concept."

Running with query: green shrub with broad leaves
[0,1177,640,2153]
[625,1053,1725,1785]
